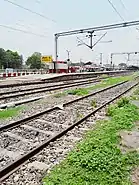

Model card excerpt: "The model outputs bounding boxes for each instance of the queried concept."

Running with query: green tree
[26,52,43,69]
[0,49,23,69]
[0,48,6,69]
[5,50,23,69]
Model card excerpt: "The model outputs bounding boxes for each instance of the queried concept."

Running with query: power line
[16,22,48,35]
[117,0,134,33]
[4,0,56,23]
[35,0,41,4]
[119,0,127,11]
[108,0,133,33]
[119,0,130,17]
[107,0,125,21]
[17,19,49,31]
[0,24,47,38]
[16,23,32,30]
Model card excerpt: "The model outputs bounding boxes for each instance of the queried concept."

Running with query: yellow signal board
[41,55,53,63]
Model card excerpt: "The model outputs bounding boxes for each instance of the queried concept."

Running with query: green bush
[117,97,129,108]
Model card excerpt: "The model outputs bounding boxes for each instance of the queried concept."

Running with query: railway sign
[41,55,53,62]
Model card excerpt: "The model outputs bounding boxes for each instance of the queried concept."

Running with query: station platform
[0,73,61,85]
[0,70,130,86]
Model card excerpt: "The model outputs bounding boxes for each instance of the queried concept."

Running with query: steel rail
[0,79,102,101]
[0,80,128,132]
[0,77,102,97]
[2,72,129,100]
[0,81,138,182]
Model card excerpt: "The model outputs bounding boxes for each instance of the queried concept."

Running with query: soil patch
[119,121,139,184]
[131,168,139,185]
[119,130,139,153]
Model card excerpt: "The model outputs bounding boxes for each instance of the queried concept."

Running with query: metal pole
[88,31,94,49]
[127,53,130,66]
[110,53,113,65]
[80,59,82,73]
[90,32,93,49]
[110,53,114,70]
[55,34,58,73]
[66,50,71,73]
[55,34,58,62]
[66,50,70,61]
[100,53,103,65]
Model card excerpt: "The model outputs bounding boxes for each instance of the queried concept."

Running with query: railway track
[0,77,102,100]
[0,70,131,89]
[0,79,138,183]
[0,71,133,95]
[0,78,104,107]
[0,73,134,105]
[0,77,100,92]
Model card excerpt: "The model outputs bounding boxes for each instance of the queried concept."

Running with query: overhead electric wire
[0,24,47,38]
[16,23,31,30]
[117,0,136,34]
[4,0,56,23]
[107,0,125,21]
[118,0,136,34]
[119,0,131,18]
[107,0,133,32]
[35,0,41,4]
[119,0,127,11]
[16,22,48,35]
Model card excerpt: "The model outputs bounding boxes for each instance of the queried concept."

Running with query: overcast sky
[1,0,139,65]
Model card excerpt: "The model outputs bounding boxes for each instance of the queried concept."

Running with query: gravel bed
[0,81,104,125]
[0,108,111,185]
[0,80,137,185]
[0,134,20,148]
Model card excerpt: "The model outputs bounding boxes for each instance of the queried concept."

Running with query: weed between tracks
[53,92,66,98]
[129,86,139,100]
[0,106,24,119]
[90,99,97,108]
[43,98,139,185]
[67,75,135,96]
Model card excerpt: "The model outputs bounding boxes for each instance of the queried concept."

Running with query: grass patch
[67,88,89,96]
[76,111,84,120]
[129,86,139,100]
[90,99,97,108]
[133,88,139,96]
[67,75,135,96]
[43,98,139,185]
[54,92,66,98]
[101,74,108,78]
[0,106,24,119]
